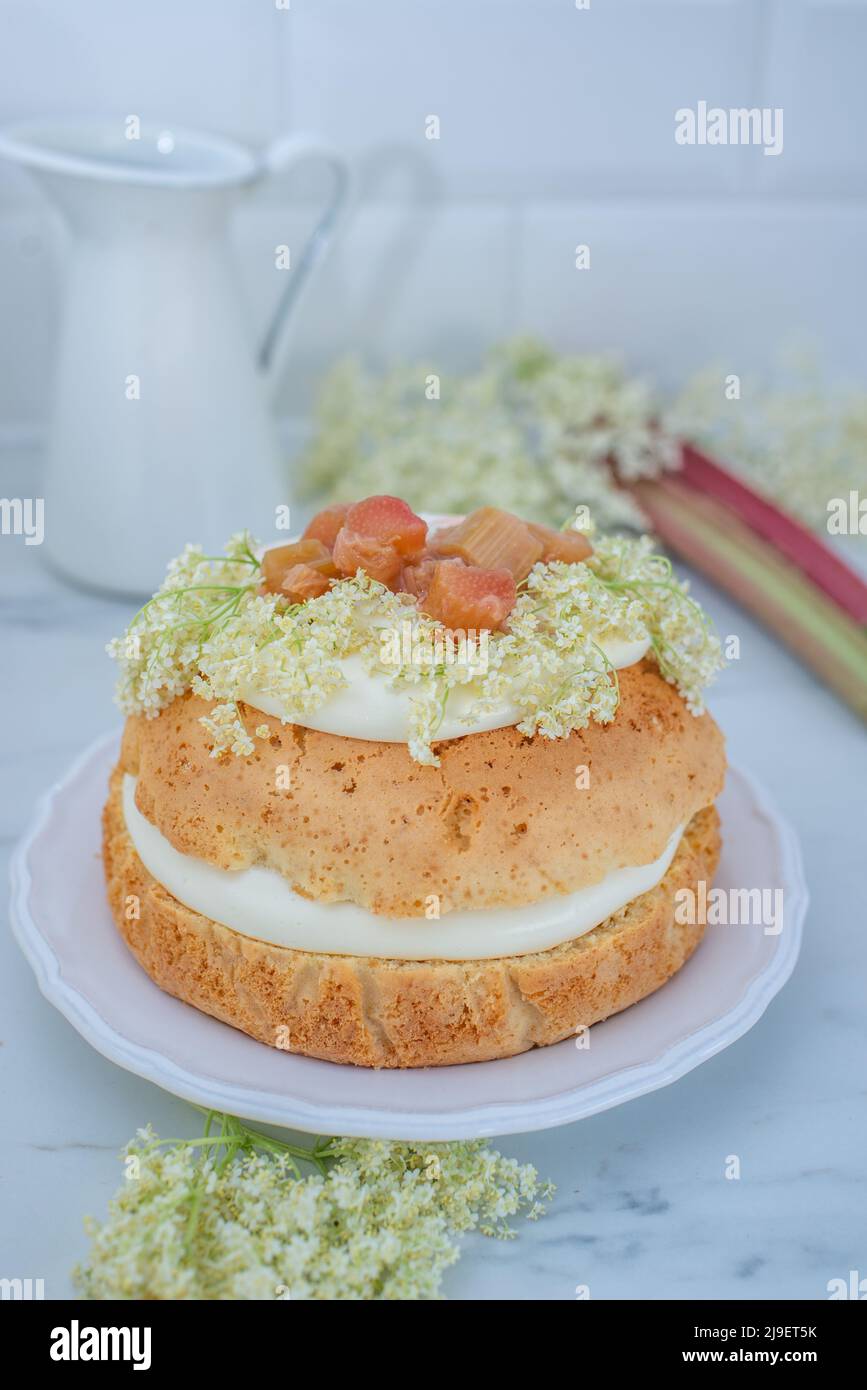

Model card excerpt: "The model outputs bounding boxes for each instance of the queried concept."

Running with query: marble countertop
[3,533,865,1302]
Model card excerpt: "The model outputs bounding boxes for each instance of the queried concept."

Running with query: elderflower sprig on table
[301,337,681,532]
[670,351,867,539]
[73,1111,553,1301]
[108,526,723,766]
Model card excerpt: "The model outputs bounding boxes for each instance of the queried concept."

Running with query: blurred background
[1,0,865,461]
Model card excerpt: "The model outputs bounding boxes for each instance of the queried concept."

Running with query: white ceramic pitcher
[0,118,350,595]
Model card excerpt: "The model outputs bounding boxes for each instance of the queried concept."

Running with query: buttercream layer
[103,777,723,1067]
[123,773,683,960]
[236,636,650,744]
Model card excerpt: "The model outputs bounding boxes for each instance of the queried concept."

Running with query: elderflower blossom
[106,532,261,717]
[671,352,867,538]
[74,1122,552,1302]
[301,337,680,530]
[589,534,724,713]
[198,701,255,758]
[303,338,865,547]
[108,527,723,764]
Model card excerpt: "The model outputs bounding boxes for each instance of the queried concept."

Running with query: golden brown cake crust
[120,661,725,918]
[103,768,720,1069]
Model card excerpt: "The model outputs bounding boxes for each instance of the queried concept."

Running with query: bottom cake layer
[102,767,721,1069]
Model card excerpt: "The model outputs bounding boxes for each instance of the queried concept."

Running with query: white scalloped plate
[9,731,806,1139]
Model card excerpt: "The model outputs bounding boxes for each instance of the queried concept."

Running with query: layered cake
[104,496,725,1066]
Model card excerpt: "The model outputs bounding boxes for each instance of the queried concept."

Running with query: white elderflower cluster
[74,1120,552,1301]
[106,532,261,718]
[671,355,867,537]
[301,337,681,531]
[198,701,256,759]
[589,534,724,713]
[108,529,723,765]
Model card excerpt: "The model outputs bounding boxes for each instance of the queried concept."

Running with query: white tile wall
[759,0,867,196]
[284,0,765,198]
[236,201,523,417]
[517,200,867,389]
[0,0,283,168]
[0,0,865,445]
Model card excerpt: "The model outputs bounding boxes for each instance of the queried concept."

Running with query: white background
[0,0,865,443]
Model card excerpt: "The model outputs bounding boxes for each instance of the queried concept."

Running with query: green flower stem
[600,576,711,628]
[185,554,260,567]
[188,1106,335,1175]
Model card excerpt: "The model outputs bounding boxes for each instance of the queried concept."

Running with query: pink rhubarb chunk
[422,560,516,631]
[333,495,428,584]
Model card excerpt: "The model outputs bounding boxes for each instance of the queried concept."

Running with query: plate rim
[9,730,807,1139]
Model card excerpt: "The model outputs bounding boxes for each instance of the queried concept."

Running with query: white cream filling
[236,635,650,744]
[123,774,683,961]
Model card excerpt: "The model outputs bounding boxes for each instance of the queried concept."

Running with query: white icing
[237,635,650,745]
[123,775,682,962]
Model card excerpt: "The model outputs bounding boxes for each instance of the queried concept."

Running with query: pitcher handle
[256,133,350,395]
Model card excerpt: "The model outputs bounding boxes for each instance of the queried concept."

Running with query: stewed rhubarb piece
[398,555,444,603]
[303,503,350,549]
[435,507,543,581]
[422,559,516,632]
[428,523,458,550]
[333,495,428,584]
[261,539,337,594]
[526,521,593,564]
[280,563,335,603]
